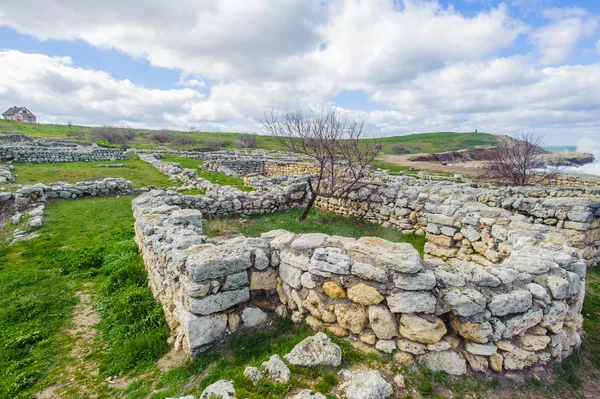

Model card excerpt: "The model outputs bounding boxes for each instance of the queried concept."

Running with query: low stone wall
[13,178,133,210]
[315,180,600,267]
[133,194,585,374]
[0,135,125,163]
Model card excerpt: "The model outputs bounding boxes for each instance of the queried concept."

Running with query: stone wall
[0,135,125,163]
[133,193,585,375]
[264,162,320,177]
[314,179,600,267]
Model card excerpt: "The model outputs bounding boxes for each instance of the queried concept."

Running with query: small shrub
[390,144,410,154]
[236,135,257,148]
[151,130,171,143]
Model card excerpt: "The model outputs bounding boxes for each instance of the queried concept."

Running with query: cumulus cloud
[531,7,598,64]
[0,0,599,143]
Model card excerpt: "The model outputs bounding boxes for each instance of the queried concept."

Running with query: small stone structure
[0,134,125,163]
[133,189,586,374]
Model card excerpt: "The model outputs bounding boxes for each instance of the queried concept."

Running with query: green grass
[2,120,500,154]
[204,207,427,255]
[10,158,173,188]
[161,154,251,191]
[0,196,169,398]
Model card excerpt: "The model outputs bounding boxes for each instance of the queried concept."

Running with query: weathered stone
[303,290,336,323]
[334,302,369,334]
[399,314,447,344]
[284,332,342,367]
[488,290,533,316]
[280,250,310,271]
[368,305,398,340]
[503,348,540,370]
[465,342,497,356]
[394,351,414,365]
[351,261,389,283]
[340,370,392,399]
[261,354,291,383]
[360,329,377,345]
[244,366,262,384]
[419,351,467,376]
[323,281,346,298]
[441,288,486,317]
[397,339,426,355]
[387,290,437,314]
[450,315,493,344]
[291,233,328,251]
[503,308,544,338]
[489,353,503,372]
[393,270,436,291]
[327,324,348,337]
[286,389,327,399]
[375,339,397,354]
[521,334,551,351]
[464,352,488,372]
[241,307,268,328]
[187,243,252,281]
[533,275,570,299]
[249,268,278,291]
[347,283,384,305]
[346,237,422,273]
[199,380,236,399]
[182,312,227,350]
[189,288,250,316]
[310,247,351,276]
[279,262,303,289]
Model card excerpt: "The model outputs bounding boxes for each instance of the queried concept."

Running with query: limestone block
[399,314,447,344]
[387,290,437,314]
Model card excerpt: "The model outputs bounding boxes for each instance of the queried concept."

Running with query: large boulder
[284,332,342,367]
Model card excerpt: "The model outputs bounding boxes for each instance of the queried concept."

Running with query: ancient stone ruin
[127,150,597,375]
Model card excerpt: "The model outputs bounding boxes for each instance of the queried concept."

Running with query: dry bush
[207,139,226,150]
[173,134,195,146]
[390,144,410,154]
[90,125,135,144]
[236,135,257,148]
[150,130,172,143]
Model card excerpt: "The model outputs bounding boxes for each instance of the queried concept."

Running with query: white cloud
[531,7,598,64]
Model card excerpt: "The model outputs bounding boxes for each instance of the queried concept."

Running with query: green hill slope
[0,121,500,154]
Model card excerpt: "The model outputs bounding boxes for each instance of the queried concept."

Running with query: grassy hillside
[375,132,501,154]
[0,120,500,154]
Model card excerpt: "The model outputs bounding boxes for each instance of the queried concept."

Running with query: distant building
[2,106,37,123]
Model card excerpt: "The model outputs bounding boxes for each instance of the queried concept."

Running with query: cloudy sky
[1,0,599,144]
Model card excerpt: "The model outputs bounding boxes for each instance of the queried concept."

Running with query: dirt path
[35,288,101,399]
[380,154,487,178]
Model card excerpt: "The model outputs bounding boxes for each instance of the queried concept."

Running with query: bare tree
[486,133,562,186]
[261,109,382,221]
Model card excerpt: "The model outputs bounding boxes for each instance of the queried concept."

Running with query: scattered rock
[243,366,262,384]
[340,369,392,399]
[284,332,342,367]
[199,380,236,399]
[261,354,291,383]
